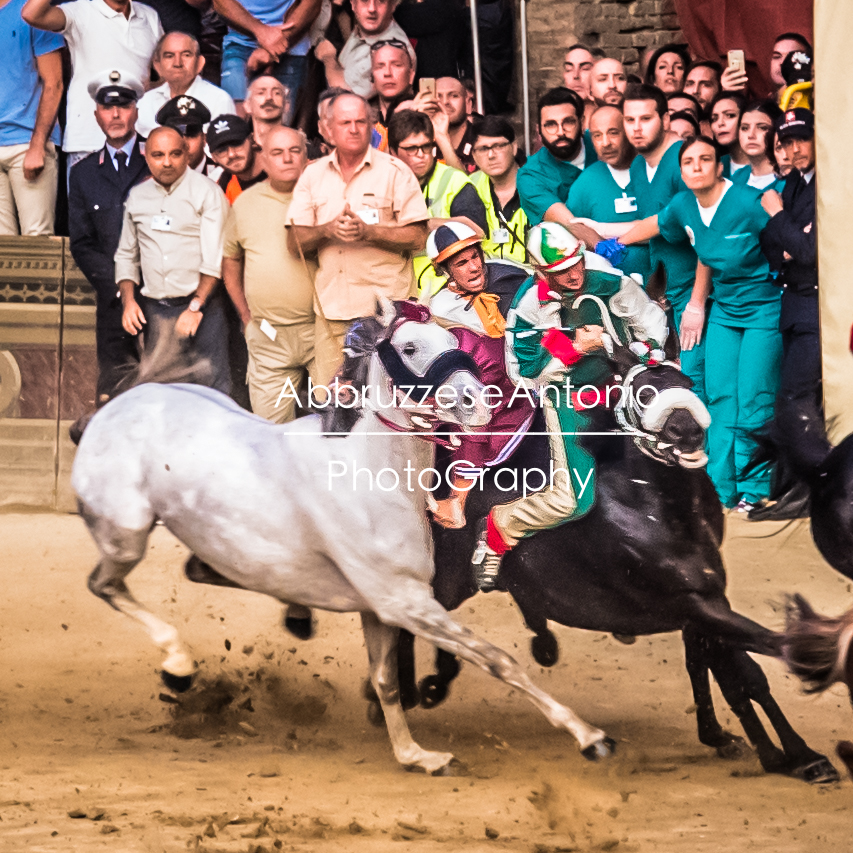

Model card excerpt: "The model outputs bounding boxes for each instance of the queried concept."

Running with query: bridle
[361,306,481,444]
[613,361,710,467]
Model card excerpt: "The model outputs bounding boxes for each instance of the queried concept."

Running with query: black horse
[750,398,853,578]
[389,350,838,783]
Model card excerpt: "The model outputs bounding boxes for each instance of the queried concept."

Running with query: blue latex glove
[595,238,627,266]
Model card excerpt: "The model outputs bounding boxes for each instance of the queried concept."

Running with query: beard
[542,134,582,161]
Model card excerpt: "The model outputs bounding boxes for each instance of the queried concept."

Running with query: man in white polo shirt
[136,31,235,137]
[23,0,162,176]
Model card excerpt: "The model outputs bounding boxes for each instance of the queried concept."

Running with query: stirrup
[471,519,502,592]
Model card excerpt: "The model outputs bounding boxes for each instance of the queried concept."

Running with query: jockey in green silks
[471,221,668,591]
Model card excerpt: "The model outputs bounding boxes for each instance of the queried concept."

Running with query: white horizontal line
[284,431,635,437]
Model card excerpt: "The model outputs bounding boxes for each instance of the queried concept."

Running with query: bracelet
[684,304,704,315]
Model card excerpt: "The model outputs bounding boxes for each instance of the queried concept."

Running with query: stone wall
[522,0,684,99]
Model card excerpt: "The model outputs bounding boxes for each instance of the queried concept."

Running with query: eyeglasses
[370,38,410,53]
[541,118,578,133]
[397,143,435,156]
[472,140,512,156]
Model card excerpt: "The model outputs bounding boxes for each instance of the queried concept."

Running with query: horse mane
[782,594,853,693]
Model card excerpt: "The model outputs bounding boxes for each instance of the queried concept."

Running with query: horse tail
[744,398,832,489]
[70,322,213,445]
[781,594,852,693]
[127,320,213,389]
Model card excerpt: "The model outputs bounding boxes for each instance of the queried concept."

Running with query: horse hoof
[284,616,314,641]
[612,633,637,645]
[366,699,384,728]
[715,736,750,761]
[400,683,420,712]
[418,675,449,709]
[161,670,194,693]
[530,630,559,667]
[792,757,840,785]
[581,737,616,762]
[836,741,853,780]
[432,758,469,777]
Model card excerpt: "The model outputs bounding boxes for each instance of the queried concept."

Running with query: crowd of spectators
[0,0,817,520]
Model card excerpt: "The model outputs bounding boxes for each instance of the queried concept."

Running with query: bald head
[146,126,188,187]
[588,104,632,167]
[264,126,307,188]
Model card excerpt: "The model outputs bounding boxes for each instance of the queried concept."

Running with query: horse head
[610,344,710,469]
[325,298,490,439]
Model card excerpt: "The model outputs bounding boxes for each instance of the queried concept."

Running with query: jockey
[471,221,668,591]
[425,222,536,528]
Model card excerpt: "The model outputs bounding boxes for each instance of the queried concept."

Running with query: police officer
[68,69,148,407]
[750,107,817,521]
[387,109,487,297]
[155,95,222,181]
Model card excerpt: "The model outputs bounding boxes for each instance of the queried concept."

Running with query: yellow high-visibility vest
[471,170,529,265]
[414,162,476,297]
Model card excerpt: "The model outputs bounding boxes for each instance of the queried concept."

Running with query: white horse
[72,300,614,773]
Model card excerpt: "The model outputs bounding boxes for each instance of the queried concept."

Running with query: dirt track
[1,511,851,852]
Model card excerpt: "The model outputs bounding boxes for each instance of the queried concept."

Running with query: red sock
[486,513,512,555]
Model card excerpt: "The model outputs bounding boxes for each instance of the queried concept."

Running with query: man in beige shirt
[223,126,316,422]
[287,92,428,384]
[115,125,231,393]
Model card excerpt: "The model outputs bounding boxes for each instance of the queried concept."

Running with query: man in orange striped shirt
[206,113,266,203]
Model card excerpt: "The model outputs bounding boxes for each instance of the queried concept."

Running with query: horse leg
[682,628,747,758]
[81,504,194,689]
[393,599,612,759]
[688,594,782,656]
[419,648,461,709]
[184,554,244,589]
[83,514,196,692]
[360,611,454,774]
[705,639,838,783]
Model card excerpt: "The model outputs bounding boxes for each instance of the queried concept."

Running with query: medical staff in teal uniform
[619,136,781,510]
[568,104,651,284]
[616,85,707,400]
[517,87,601,252]
[730,100,785,192]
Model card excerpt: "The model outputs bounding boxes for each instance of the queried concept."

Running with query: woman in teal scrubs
[710,91,748,178]
[732,100,784,191]
[619,137,782,510]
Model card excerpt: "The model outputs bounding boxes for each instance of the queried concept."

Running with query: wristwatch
[189,297,204,313]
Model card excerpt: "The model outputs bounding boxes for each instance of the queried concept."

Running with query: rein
[613,361,703,465]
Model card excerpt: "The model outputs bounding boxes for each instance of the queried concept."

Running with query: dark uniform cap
[781,47,813,87]
[206,114,252,152]
[88,69,144,106]
[156,95,212,136]
[775,108,814,142]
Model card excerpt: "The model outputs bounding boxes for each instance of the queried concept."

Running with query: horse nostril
[664,410,705,448]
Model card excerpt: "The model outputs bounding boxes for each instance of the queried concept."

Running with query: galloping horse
[392,349,837,783]
[72,300,616,774]
[757,399,853,777]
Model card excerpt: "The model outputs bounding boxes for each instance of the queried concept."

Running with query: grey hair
[153,31,201,62]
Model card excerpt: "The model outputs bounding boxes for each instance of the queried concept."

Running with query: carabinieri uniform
[657,180,780,507]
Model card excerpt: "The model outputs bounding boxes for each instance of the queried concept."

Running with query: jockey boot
[471,518,504,592]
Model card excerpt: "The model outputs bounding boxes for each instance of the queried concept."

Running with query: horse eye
[402,343,417,356]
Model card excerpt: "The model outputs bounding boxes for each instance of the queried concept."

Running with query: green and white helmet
[526,222,585,271]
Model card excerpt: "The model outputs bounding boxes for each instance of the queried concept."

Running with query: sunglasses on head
[369,38,409,53]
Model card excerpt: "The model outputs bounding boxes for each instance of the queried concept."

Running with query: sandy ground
[1,511,851,853]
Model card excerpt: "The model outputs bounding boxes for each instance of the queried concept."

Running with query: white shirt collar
[803,168,815,183]
[106,135,137,170]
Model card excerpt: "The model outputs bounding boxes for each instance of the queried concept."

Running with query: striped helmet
[527,222,584,271]
[426,222,483,266]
